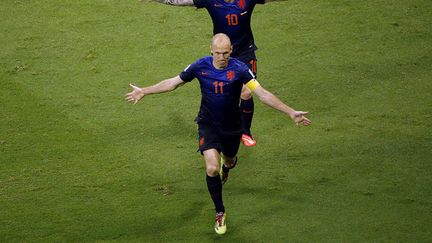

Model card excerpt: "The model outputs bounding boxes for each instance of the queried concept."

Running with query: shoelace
[216,213,224,225]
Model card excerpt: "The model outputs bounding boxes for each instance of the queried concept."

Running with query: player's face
[211,44,232,69]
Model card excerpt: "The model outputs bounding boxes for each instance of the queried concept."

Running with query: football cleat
[214,212,227,234]
[241,134,256,147]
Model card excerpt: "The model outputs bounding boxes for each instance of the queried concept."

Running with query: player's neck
[213,63,227,70]
[212,60,229,70]
[224,0,235,3]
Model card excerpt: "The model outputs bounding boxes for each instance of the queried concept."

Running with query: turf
[1,0,431,242]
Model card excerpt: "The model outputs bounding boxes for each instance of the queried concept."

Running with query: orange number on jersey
[213,81,224,94]
[225,14,239,26]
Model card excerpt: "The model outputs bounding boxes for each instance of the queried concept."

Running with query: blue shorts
[197,124,241,158]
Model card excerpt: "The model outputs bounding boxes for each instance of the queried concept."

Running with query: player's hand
[290,111,311,126]
[125,84,145,104]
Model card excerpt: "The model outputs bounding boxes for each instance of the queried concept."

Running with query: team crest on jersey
[226,70,235,81]
[237,0,246,9]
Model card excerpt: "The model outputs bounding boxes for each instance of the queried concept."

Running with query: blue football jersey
[193,0,265,58]
[180,56,255,133]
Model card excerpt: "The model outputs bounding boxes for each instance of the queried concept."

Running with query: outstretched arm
[252,85,311,126]
[125,75,186,104]
[153,0,194,6]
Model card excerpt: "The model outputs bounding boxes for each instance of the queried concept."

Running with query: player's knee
[221,153,237,168]
[223,158,233,168]
[225,157,238,169]
[206,164,219,177]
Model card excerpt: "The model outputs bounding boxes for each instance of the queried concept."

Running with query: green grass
[1,0,431,241]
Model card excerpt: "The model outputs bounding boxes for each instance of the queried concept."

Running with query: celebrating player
[125,34,310,234]
[155,0,273,147]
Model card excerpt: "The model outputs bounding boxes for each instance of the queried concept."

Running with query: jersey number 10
[225,14,239,26]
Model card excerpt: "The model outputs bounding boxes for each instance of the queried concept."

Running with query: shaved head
[211,33,231,48]
[211,33,232,69]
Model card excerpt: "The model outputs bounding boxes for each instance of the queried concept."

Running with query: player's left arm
[246,80,311,126]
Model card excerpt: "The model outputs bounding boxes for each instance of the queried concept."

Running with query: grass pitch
[1,0,431,242]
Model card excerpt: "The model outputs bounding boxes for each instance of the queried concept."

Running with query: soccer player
[125,33,311,234]
[155,0,270,147]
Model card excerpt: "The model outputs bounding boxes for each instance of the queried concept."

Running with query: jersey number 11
[213,81,224,94]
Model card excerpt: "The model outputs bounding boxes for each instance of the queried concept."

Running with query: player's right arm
[125,75,186,104]
[153,0,195,6]
[243,78,311,126]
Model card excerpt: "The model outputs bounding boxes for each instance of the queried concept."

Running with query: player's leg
[203,148,224,213]
[220,154,238,184]
[220,134,241,184]
[198,125,227,234]
[203,149,227,234]
[240,57,257,146]
[240,86,255,146]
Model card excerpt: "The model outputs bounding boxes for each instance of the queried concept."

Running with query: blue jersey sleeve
[239,64,256,84]
[193,0,207,8]
[179,61,199,82]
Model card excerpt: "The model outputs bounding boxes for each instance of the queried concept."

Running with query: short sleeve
[179,62,197,82]
[237,64,260,90]
[193,0,207,8]
[240,66,256,85]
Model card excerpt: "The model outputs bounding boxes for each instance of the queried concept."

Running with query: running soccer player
[155,0,269,147]
[125,33,311,234]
